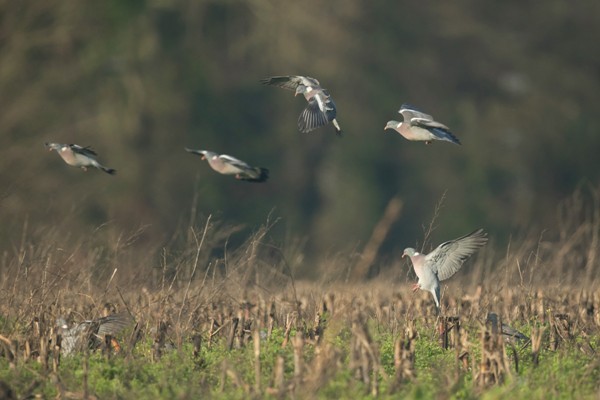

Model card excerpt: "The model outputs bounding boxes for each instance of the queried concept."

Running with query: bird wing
[425,229,488,281]
[298,96,330,133]
[96,313,132,337]
[260,75,320,91]
[218,154,253,171]
[70,144,98,157]
[399,104,434,121]
[410,118,461,145]
[411,118,461,144]
[411,118,450,131]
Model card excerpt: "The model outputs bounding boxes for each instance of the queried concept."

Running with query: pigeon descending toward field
[385,104,461,145]
[261,75,342,135]
[45,142,116,175]
[56,312,132,356]
[185,148,269,182]
[403,229,488,310]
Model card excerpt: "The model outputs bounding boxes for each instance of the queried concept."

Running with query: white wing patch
[316,95,326,112]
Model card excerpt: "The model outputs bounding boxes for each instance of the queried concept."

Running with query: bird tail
[100,166,116,175]
[252,167,269,182]
[332,119,342,137]
[239,168,269,183]
[90,159,116,175]
[432,127,461,145]
[434,286,441,311]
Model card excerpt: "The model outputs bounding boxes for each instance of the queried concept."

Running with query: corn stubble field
[1,192,600,399]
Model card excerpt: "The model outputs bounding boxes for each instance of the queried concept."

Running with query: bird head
[384,121,401,131]
[185,148,211,160]
[402,248,418,258]
[55,317,70,331]
[45,142,61,152]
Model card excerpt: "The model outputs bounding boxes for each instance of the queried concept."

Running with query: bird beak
[201,155,206,160]
[401,253,406,258]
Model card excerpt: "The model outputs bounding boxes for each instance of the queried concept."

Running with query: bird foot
[425,141,432,145]
[411,283,420,292]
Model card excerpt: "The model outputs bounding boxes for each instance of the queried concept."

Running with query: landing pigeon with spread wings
[403,229,488,309]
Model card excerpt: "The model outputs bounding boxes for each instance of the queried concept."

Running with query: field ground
[0,279,599,399]
[0,213,599,399]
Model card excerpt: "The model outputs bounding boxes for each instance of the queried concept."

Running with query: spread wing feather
[426,229,488,281]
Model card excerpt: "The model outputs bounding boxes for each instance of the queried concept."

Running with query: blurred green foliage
[1,1,599,271]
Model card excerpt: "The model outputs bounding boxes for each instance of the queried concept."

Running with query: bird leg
[411,283,420,292]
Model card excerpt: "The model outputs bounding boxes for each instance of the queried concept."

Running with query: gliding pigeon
[385,104,461,145]
[45,142,116,175]
[185,148,269,182]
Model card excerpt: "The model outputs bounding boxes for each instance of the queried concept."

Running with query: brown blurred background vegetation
[0,1,599,277]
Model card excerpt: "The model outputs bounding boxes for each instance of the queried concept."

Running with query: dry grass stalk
[39,335,49,372]
[549,313,571,351]
[458,329,471,372]
[0,335,15,370]
[253,318,261,394]
[324,293,335,316]
[127,322,142,358]
[439,316,460,349]
[311,311,324,344]
[267,300,276,340]
[350,315,380,396]
[390,322,417,392]
[292,333,305,393]
[267,355,285,397]
[306,343,327,391]
[152,321,168,361]
[192,334,202,359]
[207,317,217,347]
[281,312,296,348]
[478,316,511,387]
[52,333,61,373]
[102,334,112,360]
[221,361,250,394]
[82,350,90,400]
[227,317,239,351]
